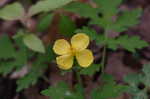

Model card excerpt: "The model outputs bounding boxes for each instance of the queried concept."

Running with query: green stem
[101,30,108,73]
[76,70,82,85]
[101,45,106,73]
[42,75,50,84]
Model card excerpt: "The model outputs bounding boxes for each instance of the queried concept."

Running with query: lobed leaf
[41,82,84,99]
[80,64,100,76]
[94,0,122,17]
[41,82,70,99]
[16,45,54,92]
[116,35,149,52]
[96,34,148,52]
[124,64,150,99]
[59,15,76,37]
[75,27,98,41]
[0,37,27,75]
[64,2,98,18]
[37,14,54,32]
[0,35,15,58]
[91,74,128,99]
[112,8,142,32]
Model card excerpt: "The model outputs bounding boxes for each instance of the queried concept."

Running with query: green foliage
[42,74,127,99]
[0,2,24,20]
[16,59,46,92]
[91,74,128,99]
[41,82,70,99]
[124,64,150,99]
[41,82,84,99]
[28,0,73,16]
[0,35,15,59]
[90,0,142,32]
[94,0,122,17]
[0,35,27,75]
[114,35,148,52]
[17,45,55,92]
[77,27,148,52]
[97,35,149,52]
[79,64,100,76]
[75,27,98,41]
[23,34,45,53]
[112,8,142,32]
[90,0,123,28]
[59,15,76,37]
[64,2,98,19]
[0,34,54,91]
[70,84,84,99]
[37,14,54,32]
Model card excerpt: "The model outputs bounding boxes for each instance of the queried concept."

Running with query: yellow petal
[56,55,73,70]
[76,49,94,68]
[53,39,71,55]
[71,33,89,51]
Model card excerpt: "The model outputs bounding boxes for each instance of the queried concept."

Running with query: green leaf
[0,62,16,75]
[59,15,76,37]
[13,39,28,70]
[0,2,24,20]
[94,0,122,17]
[0,35,15,58]
[92,0,141,33]
[37,14,54,32]
[116,35,148,52]
[94,0,122,8]
[124,73,141,86]
[16,58,46,92]
[17,45,54,91]
[75,27,98,41]
[142,64,150,76]
[101,73,115,82]
[23,34,45,53]
[142,64,150,87]
[96,35,148,52]
[95,34,106,45]
[133,92,148,99]
[90,17,112,28]
[16,71,39,92]
[64,2,98,18]
[80,64,100,76]
[112,8,142,32]
[106,37,118,50]
[66,84,84,99]
[28,0,73,16]
[124,63,150,99]
[0,37,27,75]
[92,84,127,99]
[41,82,84,99]
[41,82,70,99]
[92,74,128,99]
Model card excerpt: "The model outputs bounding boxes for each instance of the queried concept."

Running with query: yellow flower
[53,33,94,70]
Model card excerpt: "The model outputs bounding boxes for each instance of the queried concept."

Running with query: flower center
[70,47,76,56]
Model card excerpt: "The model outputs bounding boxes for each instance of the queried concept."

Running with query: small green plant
[41,82,84,99]
[0,0,149,98]
[41,74,128,99]
[124,64,150,99]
